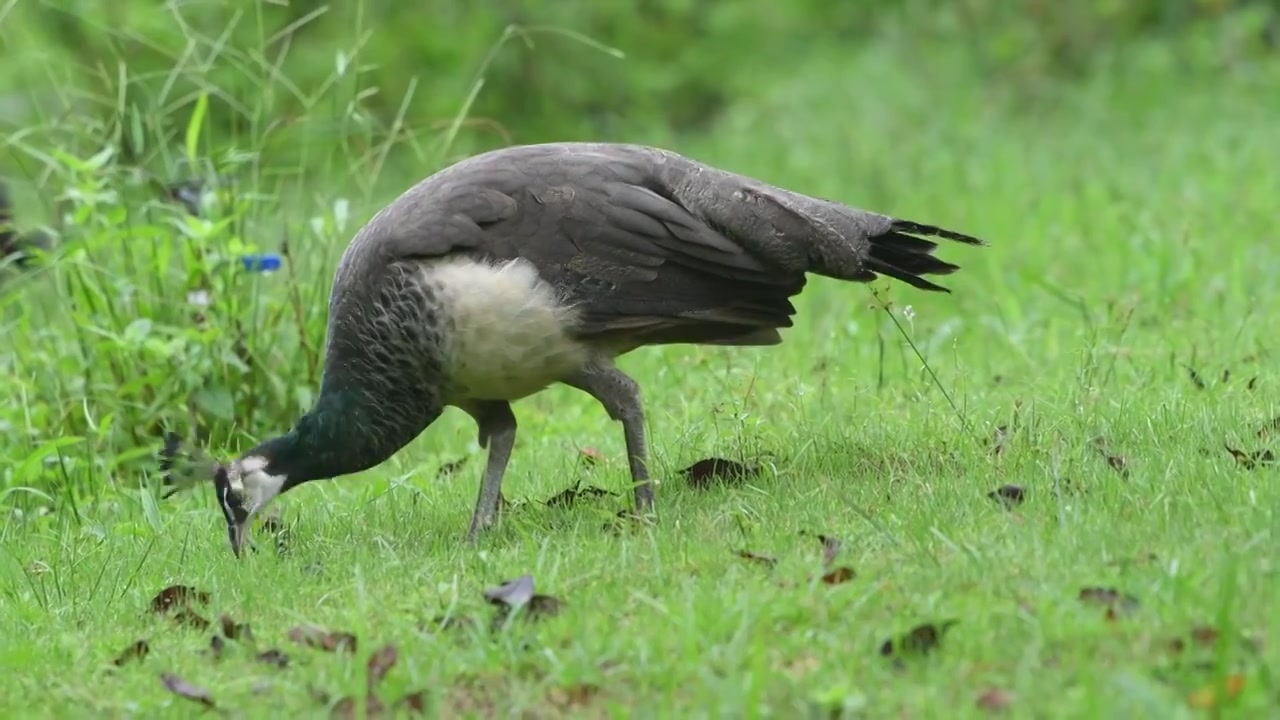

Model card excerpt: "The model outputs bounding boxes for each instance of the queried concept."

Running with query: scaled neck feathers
[246,388,439,493]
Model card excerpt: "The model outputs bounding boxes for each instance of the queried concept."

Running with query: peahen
[164,142,987,555]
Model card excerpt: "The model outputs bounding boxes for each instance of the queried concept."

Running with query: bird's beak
[227,518,250,558]
[214,465,252,559]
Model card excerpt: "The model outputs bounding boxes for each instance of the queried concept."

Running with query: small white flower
[903,305,915,322]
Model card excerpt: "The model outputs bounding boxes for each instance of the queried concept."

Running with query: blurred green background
[1,0,1277,507]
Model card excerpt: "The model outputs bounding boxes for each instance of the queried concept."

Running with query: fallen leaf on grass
[483,575,534,608]
[987,485,1025,507]
[206,635,226,659]
[820,566,856,585]
[483,574,563,623]
[260,514,287,535]
[544,481,617,508]
[975,687,1014,712]
[327,694,387,720]
[734,549,778,569]
[112,639,150,667]
[1258,416,1280,439]
[394,691,428,713]
[437,457,468,479]
[366,644,398,693]
[256,649,290,668]
[1225,444,1275,470]
[527,594,563,617]
[150,585,210,614]
[171,609,212,631]
[1090,437,1130,478]
[578,447,605,466]
[288,625,358,653]
[159,672,216,709]
[1184,364,1206,390]
[1078,587,1140,619]
[220,613,252,641]
[880,620,959,659]
[545,683,601,710]
[681,457,759,488]
[1190,625,1220,646]
[1168,627,1217,654]
[1186,674,1246,709]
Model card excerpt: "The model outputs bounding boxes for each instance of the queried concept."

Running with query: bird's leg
[462,400,517,542]
[563,364,654,514]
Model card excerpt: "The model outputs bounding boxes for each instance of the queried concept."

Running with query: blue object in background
[240,253,283,272]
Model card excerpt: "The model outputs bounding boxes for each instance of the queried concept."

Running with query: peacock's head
[214,454,288,557]
[159,433,288,558]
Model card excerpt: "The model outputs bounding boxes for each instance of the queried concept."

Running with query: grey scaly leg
[563,364,655,514]
[463,400,517,542]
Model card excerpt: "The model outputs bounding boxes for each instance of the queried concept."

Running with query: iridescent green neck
[243,389,439,493]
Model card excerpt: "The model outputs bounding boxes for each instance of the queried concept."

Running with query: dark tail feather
[865,220,987,293]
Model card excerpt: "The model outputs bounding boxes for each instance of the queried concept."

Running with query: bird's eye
[212,467,249,523]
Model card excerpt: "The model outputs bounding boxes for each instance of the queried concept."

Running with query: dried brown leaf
[527,594,563,619]
[1186,674,1246,709]
[734,549,778,569]
[546,683,601,710]
[330,696,357,719]
[1225,444,1275,470]
[880,620,959,658]
[112,639,150,667]
[820,566,856,585]
[219,613,252,641]
[975,687,1013,712]
[327,693,389,720]
[1090,437,1130,478]
[681,457,759,489]
[1190,625,1220,646]
[483,575,535,609]
[288,625,358,653]
[1078,587,1140,618]
[1258,416,1280,439]
[578,446,605,466]
[171,609,211,631]
[437,457,468,479]
[1184,364,1206,390]
[484,575,563,626]
[207,635,226,659]
[256,649,290,668]
[366,644,399,693]
[987,485,1025,507]
[159,672,216,709]
[394,691,428,714]
[260,515,287,535]
[150,585,210,614]
[544,482,616,508]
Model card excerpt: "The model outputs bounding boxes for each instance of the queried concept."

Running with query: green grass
[3,37,1280,718]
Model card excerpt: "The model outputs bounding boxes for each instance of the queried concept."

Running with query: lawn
[2,40,1279,718]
